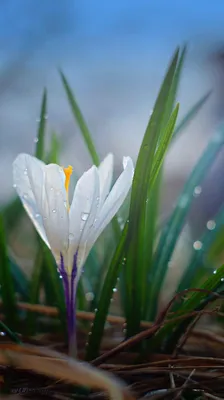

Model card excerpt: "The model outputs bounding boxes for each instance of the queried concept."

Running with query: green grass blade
[10,259,29,301]
[124,48,180,337]
[60,71,100,166]
[26,246,44,335]
[85,222,128,361]
[138,48,185,320]
[0,320,21,343]
[77,278,87,311]
[0,215,18,331]
[48,132,61,164]
[42,245,67,335]
[173,91,212,141]
[151,104,179,188]
[147,128,224,321]
[35,89,47,160]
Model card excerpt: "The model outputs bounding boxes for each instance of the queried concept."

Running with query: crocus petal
[98,153,114,208]
[42,164,69,263]
[68,165,100,275]
[13,153,50,248]
[88,156,134,250]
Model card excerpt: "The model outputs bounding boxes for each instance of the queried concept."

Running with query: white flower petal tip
[122,156,134,178]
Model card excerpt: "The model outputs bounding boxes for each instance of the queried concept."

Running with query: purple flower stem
[60,253,77,357]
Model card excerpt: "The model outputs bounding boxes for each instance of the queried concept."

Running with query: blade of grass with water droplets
[0,215,18,331]
[85,223,128,361]
[147,128,224,322]
[124,48,180,337]
[139,48,186,319]
[176,208,224,295]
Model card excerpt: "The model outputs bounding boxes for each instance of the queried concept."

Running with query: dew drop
[13,183,17,188]
[36,117,41,123]
[24,168,28,175]
[213,269,217,274]
[64,201,67,208]
[206,220,216,230]
[59,274,62,279]
[23,193,28,199]
[221,278,224,282]
[50,187,54,191]
[81,212,89,221]
[94,308,98,313]
[69,233,74,240]
[35,213,40,218]
[193,186,202,197]
[52,209,56,213]
[34,137,39,143]
[0,331,6,336]
[113,287,117,293]
[193,240,203,250]
[85,292,94,301]
[44,114,48,120]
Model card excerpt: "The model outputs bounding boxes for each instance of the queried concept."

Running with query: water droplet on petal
[35,213,40,218]
[13,184,17,188]
[193,240,203,250]
[34,137,39,143]
[44,114,48,120]
[206,220,216,230]
[50,187,54,191]
[113,287,117,293]
[81,212,89,221]
[23,193,28,199]
[24,168,28,175]
[69,233,74,240]
[52,209,56,213]
[193,186,202,197]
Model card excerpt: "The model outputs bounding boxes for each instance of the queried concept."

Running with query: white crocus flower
[13,152,134,355]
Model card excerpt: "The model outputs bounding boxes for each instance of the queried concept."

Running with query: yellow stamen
[63,165,73,210]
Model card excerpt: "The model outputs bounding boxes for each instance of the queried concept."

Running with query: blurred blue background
[1,0,224,231]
